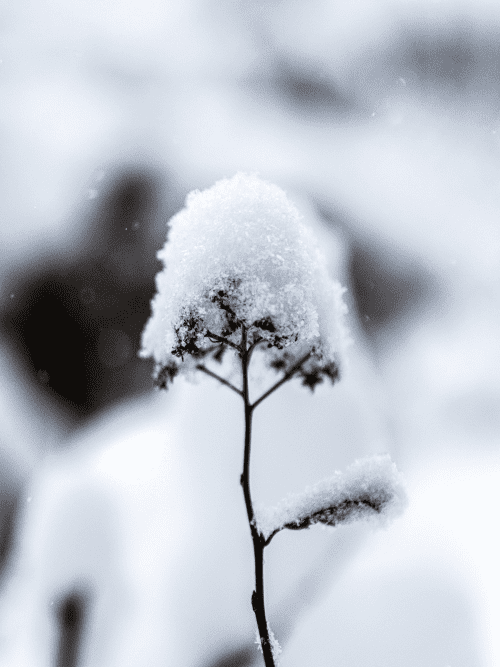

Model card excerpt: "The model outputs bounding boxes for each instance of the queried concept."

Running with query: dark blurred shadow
[203,644,254,667]
[348,239,438,342]
[314,201,439,349]
[357,17,500,120]
[244,55,362,124]
[271,58,360,120]
[0,490,17,579]
[409,30,476,88]
[55,589,90,667]
[0,166,178,422]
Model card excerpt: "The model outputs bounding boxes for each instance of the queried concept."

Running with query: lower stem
[251,534,275,667]
[240,333,276,667]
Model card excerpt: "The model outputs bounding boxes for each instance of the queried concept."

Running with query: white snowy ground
[278,451,499,667]
[277,299,500,667]
[2,0,500,665]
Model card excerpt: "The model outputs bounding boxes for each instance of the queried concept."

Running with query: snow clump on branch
[140,173,349,388]
[254,455,408,543]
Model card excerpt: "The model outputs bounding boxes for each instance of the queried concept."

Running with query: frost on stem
[255,626,282,665]
[254,455,408,544]
[139,173,349,388]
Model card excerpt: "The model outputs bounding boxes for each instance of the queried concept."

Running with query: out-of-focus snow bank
[279,449,499,667]
[0,282,390,667]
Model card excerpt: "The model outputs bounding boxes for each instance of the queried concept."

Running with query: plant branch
[205,329,240,351]
[195,364,243,396]
[263,530,279,548]
[252,351,312,410]
[240,326,276,667]
[247,337,263,363]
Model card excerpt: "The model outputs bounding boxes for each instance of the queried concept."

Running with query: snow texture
[254,455,407,542]
[140,173,348,386]
[255,626,282,665]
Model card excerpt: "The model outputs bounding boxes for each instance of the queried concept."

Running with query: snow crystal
[254,455,408,542]
[255,625,282,664]
[140,173,348,385]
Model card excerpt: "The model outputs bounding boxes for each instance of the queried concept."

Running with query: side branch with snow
[254,455,407,545]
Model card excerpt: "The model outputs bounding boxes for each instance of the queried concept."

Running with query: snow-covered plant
[140,173,407,667]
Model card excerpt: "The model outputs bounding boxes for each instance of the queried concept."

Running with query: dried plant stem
[252,351,312,409]
[239,327,275,667]
[195,364,243,396]
[202,326,311,667]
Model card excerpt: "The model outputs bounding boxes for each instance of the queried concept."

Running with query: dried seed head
[140,173,349,387]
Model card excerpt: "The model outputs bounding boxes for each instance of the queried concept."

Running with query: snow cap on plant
[140,173,349,388]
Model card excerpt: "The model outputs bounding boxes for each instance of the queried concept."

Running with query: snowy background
[1,0,500,665]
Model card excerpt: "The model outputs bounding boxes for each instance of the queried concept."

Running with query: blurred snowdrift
[280,450,498,667]
[0,325,389,666]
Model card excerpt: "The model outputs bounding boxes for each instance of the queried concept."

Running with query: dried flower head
[140,173,348,388]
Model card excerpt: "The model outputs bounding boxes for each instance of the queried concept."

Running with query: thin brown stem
[252,351,312,410]
[247,337,263,364]
[198,325,305,665]
[263,529,279,548]
[205,329,240,351]
[195,364,243,397]
[240,327,276,667]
